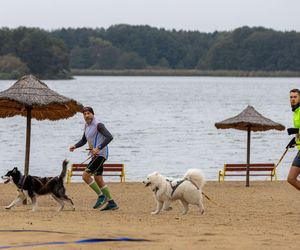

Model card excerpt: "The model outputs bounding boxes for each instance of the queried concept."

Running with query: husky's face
[1,167,19,184]
[143,172,163,188]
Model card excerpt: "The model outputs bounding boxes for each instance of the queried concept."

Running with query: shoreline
[1,70,300,80]
[71,69,300,77]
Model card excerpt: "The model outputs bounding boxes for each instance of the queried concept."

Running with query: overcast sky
[0,0,299,32]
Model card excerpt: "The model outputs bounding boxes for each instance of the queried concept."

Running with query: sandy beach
[0,181,299,250]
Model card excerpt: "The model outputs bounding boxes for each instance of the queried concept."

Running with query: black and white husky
[1,160,75,212]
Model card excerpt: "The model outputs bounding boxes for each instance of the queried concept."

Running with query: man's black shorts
[85,156,106,176]
[292,151,300,168]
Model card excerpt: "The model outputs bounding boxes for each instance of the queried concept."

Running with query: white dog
[143,169,206,215]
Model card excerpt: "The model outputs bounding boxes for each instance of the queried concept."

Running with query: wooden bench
[67,163,125,183]
[218,163,277,182]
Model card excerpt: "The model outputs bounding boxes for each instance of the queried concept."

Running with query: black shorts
[85,156,106,176]
[292,151,300,168]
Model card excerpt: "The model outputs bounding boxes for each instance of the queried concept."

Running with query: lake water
[0,76,299,182]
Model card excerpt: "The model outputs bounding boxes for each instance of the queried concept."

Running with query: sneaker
[93,195,108,209]
[100,200,119,211]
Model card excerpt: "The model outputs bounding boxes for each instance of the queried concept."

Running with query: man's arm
[74,132,87,148]
[69,132,87,152]
[97,123,113,149]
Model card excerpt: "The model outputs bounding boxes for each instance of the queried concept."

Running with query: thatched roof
[215,105,285,132]
[0,75,83,120]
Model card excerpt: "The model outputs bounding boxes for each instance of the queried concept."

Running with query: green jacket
[294,106,300,150]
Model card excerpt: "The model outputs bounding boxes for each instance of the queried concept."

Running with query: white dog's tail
[183,169,206,189]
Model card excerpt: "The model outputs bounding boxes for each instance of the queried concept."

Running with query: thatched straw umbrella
[0,75,83,175]
[215,105,285,187]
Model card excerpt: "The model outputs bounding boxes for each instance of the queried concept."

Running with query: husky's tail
[59,159,69,180]
[183,169,206,189]
[38,160,69,195]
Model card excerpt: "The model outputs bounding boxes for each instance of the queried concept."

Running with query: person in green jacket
[286,89,300,190]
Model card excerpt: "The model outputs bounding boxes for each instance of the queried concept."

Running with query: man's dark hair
[290,89,300,95]
[82,106,94,114]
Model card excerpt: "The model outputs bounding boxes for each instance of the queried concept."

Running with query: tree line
[0,25,300,79]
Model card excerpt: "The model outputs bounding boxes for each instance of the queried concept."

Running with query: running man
[286,89,300,190]
[69,106,118,210]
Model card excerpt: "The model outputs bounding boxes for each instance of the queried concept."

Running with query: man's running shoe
[93,194,108,209]
[100,200,119,211]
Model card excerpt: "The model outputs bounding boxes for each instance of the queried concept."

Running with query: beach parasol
[0,74,83,175]
[215,105,285,186]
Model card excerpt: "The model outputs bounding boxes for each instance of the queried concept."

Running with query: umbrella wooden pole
[246,127,251,187]
[24,108,31,176]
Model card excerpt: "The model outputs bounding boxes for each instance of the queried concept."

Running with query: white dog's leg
[151,201,163,215]
[162,199,172,211]
[5,198,20,209]
[31,196,38,212]
[180,199,189,215]
[5,191,26,209]
[198,197,205,215]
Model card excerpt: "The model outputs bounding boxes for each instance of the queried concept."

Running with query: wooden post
[24,107,31,176]
[246,126,251,187]
[22,107,31,205]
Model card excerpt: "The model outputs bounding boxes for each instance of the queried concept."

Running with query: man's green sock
[101,186,112,200]
[89,181,101,195]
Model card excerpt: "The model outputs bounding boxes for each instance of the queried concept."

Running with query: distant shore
[71,69,300,77]
[1,70,300,80]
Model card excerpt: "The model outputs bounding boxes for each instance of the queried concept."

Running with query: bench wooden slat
[67,163,125,183]
[102,168,123,171]
[225,174,274,176]
[218,163,277,182]
[71,173,122,176]
[72,163,124,167]
[225,167,274,171]
[71,167,85,171]
[225,164,274,167]
[70,167,123,171]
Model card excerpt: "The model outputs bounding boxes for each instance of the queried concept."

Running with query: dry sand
[0,181,299,250]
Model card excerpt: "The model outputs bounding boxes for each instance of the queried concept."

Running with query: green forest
[0,25,300,79]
